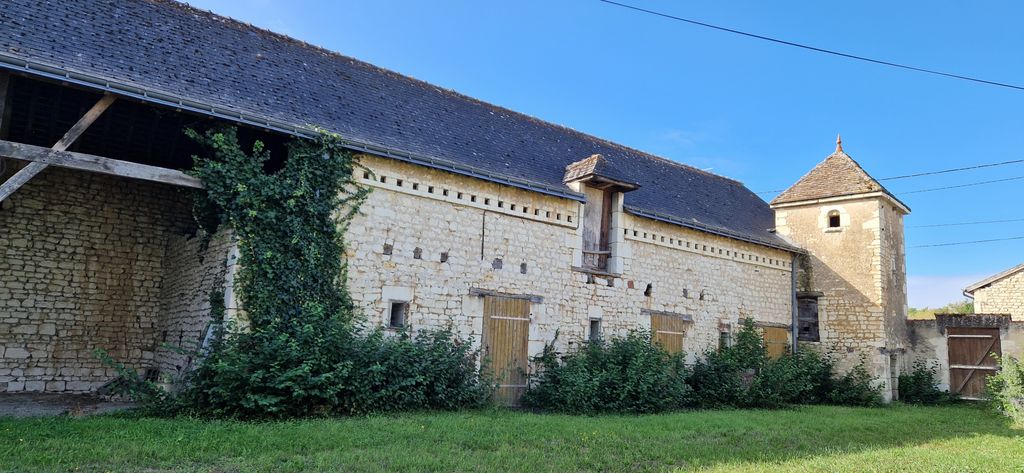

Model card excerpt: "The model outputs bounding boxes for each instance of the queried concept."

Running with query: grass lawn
[1,404,1021,472]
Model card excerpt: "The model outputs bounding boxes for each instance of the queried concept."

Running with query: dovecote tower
[771,136,910,401]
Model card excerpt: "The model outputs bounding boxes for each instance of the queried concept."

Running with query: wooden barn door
[762,327,790,359]
[482,296,531,405]
[947,327,1001,399]
[651,313,687,354]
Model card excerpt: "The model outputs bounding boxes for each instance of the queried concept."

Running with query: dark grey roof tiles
[0,0,795,250]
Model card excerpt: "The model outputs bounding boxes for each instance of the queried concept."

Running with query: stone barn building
[964,264,1024,317]
[0,0,917,403]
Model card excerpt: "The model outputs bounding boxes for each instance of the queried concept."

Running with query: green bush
[749,350,835,408]
[827,361,883,407]
[521,331,692,414]
[688,318,765,408]
[898,360,957,405]
[987,356,1024,424]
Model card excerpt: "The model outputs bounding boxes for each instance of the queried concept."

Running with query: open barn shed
[0,71,287,393]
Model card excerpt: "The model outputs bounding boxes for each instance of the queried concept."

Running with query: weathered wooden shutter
[482,296,531,405]
[651,313,688,354]
[762,327,790,359]
[797,297,819,341]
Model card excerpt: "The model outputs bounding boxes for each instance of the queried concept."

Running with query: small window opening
[589,319,602,342]
[797,297,820,342]
[379,176,387,183]
[828,211,841,228]
[388,301,408,328]
[396,179,403,187]
[644,283,653,297]
[412,183,419,190]
[718,331,732,351]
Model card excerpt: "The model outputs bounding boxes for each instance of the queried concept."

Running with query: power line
[757,173,1024,196]
[598,0,1024,91]
[910,217,1024,228]
[910,235,1024,248]
[755,159,1024,194]
[900,175,1024,194]
[879,159,1024,181]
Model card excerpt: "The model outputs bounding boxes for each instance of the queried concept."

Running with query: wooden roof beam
[0,94,116,202]
[0,139,202,189]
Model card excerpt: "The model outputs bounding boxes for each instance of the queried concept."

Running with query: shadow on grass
[0,403,1020,472]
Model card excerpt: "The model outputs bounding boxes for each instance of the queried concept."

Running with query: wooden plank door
[482,296,531,405]
[651,313,687,354]
[947,327,1001,399]
[763,327,790,359]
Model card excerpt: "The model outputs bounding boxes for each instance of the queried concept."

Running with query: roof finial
[835,133,843,153]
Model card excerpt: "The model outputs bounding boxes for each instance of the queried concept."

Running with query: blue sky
[188,0,1024,308]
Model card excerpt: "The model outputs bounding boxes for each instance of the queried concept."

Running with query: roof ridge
[965,263,1024,293]
[165,0,745,188]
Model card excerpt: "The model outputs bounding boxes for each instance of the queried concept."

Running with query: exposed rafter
[0,94,116,202]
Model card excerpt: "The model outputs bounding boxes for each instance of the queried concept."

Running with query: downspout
[791,253,799,354]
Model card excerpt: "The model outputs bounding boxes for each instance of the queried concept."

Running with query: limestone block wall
[774,196,908,397]
[0,165,223,393]
[345,155,794,366]
[973,270,1024,317]
[154,230,235,385]
[906,315,1024,391]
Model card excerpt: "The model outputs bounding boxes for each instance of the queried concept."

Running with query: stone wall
[973,270,1024,318]
[906,315,1024,391]
[154,230,235,386]
[774,195,908,398]
[345,155,794,366]
[0,164,228,393]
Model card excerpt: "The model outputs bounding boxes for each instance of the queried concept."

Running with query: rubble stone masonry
[973,270,1024,318]
[0,165,229,392]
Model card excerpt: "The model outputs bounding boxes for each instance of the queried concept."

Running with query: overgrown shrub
[827,361,883,407]
[898,360,957,405]
[521,331,692,414]
[748,350,835,408]
[987,356,1024,424]
[688,318,764,408]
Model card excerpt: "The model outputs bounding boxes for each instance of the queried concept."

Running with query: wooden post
[0,93,116,202]
[0,72,10,141]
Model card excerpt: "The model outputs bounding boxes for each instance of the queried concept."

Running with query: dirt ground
[0,393,134,417]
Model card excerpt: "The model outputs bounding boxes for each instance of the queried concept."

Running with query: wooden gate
[651,313,688,354]
[482,296,531,405]
[947,327,1001,399]
[762,327,790,359]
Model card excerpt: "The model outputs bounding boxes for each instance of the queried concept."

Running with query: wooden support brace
[0,139,202,189]
[0,94,116,202]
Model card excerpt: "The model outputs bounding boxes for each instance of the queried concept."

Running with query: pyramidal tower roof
[771,135,909,212]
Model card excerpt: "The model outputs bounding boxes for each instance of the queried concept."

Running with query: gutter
[791,253,799,354]
[0,53,585,202]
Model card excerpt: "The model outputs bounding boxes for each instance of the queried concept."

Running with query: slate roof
[965,263,1024,294]
[0,0,797,251]
[771,138,908,211]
